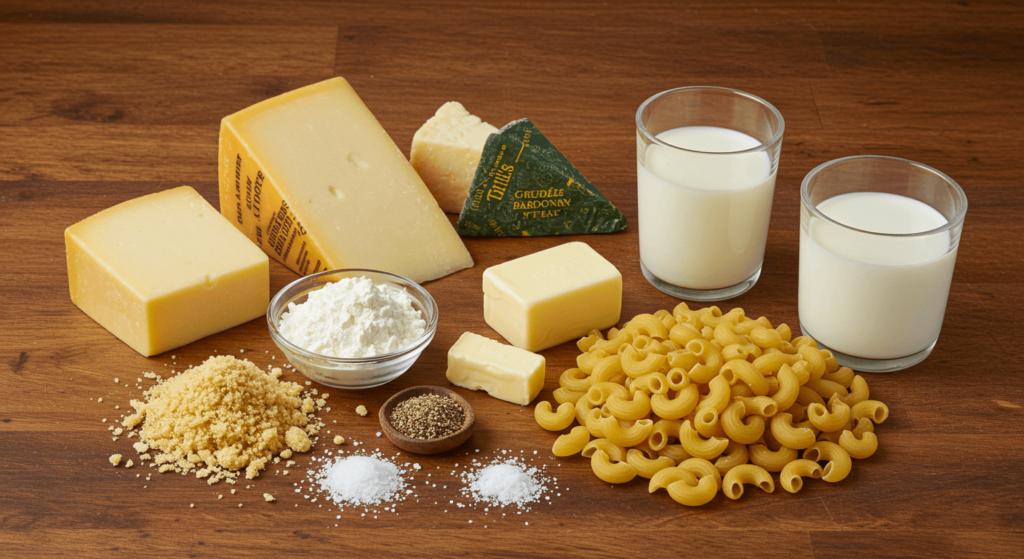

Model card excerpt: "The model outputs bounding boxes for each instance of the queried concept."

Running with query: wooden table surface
[2,1,1022,557]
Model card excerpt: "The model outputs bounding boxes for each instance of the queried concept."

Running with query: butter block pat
[446,332,545,406]
[65,186,269,357]
[411,102,499,213]
[219,78,473,282]
[483,242,621,352]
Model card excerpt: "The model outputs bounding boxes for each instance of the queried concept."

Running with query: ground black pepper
[390,394,466,440]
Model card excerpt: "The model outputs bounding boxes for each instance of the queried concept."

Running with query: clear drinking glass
[799,155,968,372]
[636,86,784,301]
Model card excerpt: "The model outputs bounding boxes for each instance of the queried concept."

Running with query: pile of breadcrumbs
[119,355,326,484]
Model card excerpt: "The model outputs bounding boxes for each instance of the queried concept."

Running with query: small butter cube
[411,102,499,213]
[483,242,621,352]
[65,186,269,356]
[447,332,545,406]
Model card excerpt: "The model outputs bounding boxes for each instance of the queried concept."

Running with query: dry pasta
[534,304,890,506]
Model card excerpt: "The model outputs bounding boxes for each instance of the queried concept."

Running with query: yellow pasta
[770,413,817,449]
[679,420,729,460]
[559,368,592,392]
[669,323,703,347]
[806,395,852,432]
[720,360,770,396]
[805,377,849,400]
[851,400,890,424]
[553,387,586,405]
[821,365,855,387]
[584,407,606,438]
[839,430,879,459]
[591,449,637,484]
[648,466,697,493]
[770,364,801,413]
[840,375,870,407]
[590,354,626,385]
[601,417,654,447]
[722,464,774,500]
[798,345,827,379]
[581,438,627,462]
[657,443,691,464]
[590,329,633,354]
[720,401,765,445]
[702,307,744,328]
[648,419,682,450]
[651,384,699,419]
[713,440,749,475]
[686,339,724,384]
[577,349,608,374]
[626,449,675,478]
[534,401,576,431]
[804,441,852,482]
[625,313,670,340]
[666,475,718,506]
[748,441,798,472]
[577,329,604,352]
[574,395,595,426]
[605,391,652,420]
[713,322,747,347]
[750,327,783,350]
[654,309,676,329]
[552,426,591,457]
[630,372,668,396]
[780,459,823,493]
[620,346,668,378]
[538,304,888,507]
[587,382,629,406]
[695,374,731,414]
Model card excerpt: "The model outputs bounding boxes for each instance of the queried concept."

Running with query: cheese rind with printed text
[218,77,474,282]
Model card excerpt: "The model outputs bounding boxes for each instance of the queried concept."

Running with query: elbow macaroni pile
[533,304,889,506]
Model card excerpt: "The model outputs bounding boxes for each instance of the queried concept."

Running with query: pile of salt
[315,455,406,506]
[461,459,546,508]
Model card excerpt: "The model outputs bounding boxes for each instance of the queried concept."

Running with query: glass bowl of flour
[267,269,438,389]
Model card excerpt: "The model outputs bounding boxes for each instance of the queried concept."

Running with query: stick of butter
[446,332,545,406]
[483,242,622,352]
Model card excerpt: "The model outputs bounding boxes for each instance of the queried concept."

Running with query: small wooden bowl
[379,385,475,455]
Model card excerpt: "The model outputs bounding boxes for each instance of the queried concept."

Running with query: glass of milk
[799,155,968,372]
[636,86,785,301]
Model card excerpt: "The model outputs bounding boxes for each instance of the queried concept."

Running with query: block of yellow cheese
[483,242,621,352]
[446,332,545,406]
[410,101,499,213]
[219,77,473,282]
[65,186,269,357]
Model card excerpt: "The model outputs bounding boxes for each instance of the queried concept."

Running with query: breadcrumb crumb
[356,405,368,416]
[333,436,345,445]
[109,454,122,466]
[263,493,275,502]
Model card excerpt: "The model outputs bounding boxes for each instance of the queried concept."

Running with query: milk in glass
[638,126,775,290]
[799,192,956,359]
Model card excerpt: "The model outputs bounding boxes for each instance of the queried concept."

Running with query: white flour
[279,276,426,358]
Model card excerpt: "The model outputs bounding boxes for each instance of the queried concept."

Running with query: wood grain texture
[1,0,1023,557]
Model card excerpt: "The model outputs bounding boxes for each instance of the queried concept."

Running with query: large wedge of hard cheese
[411,102,498,213]
[219,78,473,282]
[65,186,269,357]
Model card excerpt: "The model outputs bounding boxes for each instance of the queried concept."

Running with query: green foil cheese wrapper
[456,119,627,237]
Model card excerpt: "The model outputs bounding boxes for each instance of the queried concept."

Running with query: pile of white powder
[279,276,426,358]
[314,454,407,507]
[460,457,548,509]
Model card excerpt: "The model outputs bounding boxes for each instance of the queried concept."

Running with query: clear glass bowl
[267,269,438,389]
